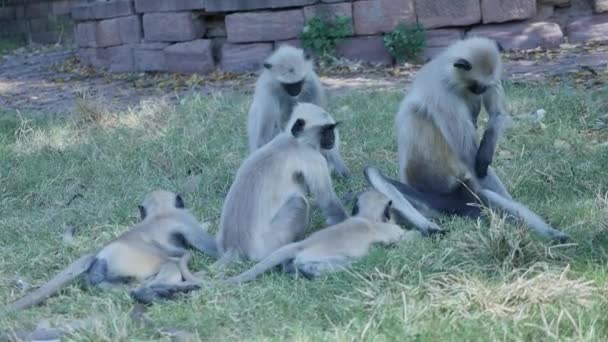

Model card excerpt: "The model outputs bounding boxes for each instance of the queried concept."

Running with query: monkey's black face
[467,82,488,95]
[282,80,304,96]
[319,124,336,150]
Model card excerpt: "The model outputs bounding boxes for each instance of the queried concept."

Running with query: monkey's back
[217,135,307,257]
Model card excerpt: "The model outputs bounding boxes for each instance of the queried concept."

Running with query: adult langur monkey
[216,102,349,268]
[247,45,350,178]
[2,190,216,310]
[364,37,569,242]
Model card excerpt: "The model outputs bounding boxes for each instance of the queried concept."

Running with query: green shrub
[300,15,352,58]
[384,22,426,63]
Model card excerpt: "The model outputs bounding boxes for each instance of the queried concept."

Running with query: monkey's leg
[268,194,309,245]
[288,256,351,280]
[480,167,512,199]
[479,189,569,243]
[324,148,350,179]
[130,262,200,304]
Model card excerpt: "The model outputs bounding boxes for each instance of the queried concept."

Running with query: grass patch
[0,37,24,56]
[0,84,607,340]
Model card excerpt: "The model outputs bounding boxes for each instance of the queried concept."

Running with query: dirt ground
[0,43,607,115]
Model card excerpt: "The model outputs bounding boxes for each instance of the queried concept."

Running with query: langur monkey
[247,45,350,178]
[2,190,217,311]
[364,37,569,242]
[217,102,349,267]
[222,190,411,283]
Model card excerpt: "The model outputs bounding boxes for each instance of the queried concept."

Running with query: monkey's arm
[3,253,96,311]
[248,96,279,151]
[477,84,511,178]
[305,158,348,225]
[181,221,219,259]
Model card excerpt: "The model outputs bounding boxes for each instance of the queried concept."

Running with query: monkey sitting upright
[2,190,217,311]
[364,37,569,242]
[247,45,350,178]
[216,103,349,268]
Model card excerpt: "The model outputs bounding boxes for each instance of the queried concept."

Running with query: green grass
[1,85,608,341]
[0,37,24,55]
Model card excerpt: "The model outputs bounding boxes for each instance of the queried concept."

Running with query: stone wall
[3,0,607,73]
[0,0,75,44]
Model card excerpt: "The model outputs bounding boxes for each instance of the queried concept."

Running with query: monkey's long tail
[2,253,96,311]
[222,243,304,285]
[364,166,482,218]
[479,189,570,243]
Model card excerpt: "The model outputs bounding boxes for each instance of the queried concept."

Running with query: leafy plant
[384,22,426,63]
[300,15,352,58]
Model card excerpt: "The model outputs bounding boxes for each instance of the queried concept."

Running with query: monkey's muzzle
[282,80,304,96]
[468,83,488,95]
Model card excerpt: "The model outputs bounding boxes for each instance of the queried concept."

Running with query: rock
[415,0,481,29]
[481,0,536,24]
[91,1,134,19]
[426,29,463,47]
[134,0,205,13]
[164,39,215,74]
[353,0,415,35]
[275,39,303,49]
[78,48,105,67]
[143,12,204,42]
[336,36,393,65]
[567,15,608,43]
[304,2,353,33]
[0,6,16,20]
[52,1,72,16]
[205,0,316,12]
[536,4,555,20]
[226,10,304,43]
[134,43,169,71]
[593,0,608,13]
[96,16,142,48]
[99,45,135,72]
[220,43,273,72]
[540,0,571,8]
[71,1,134,21]
[24,2,50,19]
[75,22,97,48]
[467,21,563,50]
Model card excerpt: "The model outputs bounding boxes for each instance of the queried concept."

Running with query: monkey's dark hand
[475,139,494,179]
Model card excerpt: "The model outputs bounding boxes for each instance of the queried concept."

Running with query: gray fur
[222,190,408,284]
[371,37,568,242]
[247,45,350,178]
[218,103,348,264]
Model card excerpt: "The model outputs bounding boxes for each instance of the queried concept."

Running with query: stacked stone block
[59,0,608,74]
[0,0,74,44]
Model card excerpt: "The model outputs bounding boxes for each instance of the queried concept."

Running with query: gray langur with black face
[247,45,350,178]
[216,102,349,267]
[364,37,569,242]
[2,190,217,310]
[221,190,414,283]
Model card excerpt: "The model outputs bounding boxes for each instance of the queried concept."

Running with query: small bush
[384,22,426,63]
[300,15,352,58]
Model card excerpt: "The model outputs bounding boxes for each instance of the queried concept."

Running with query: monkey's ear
[303,50,312,60]
[291,118,306,136]
[138,205,147,220]
[263,62,272,69]
[175,195,185,209]
[383,201,392,222]
[453,58,472,71]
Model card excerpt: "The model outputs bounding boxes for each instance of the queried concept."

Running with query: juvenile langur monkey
[365,37,569,242]
[222,190,411,283]
[217,102,349,267]
[247,45,350,178]
[2,190,216,311]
